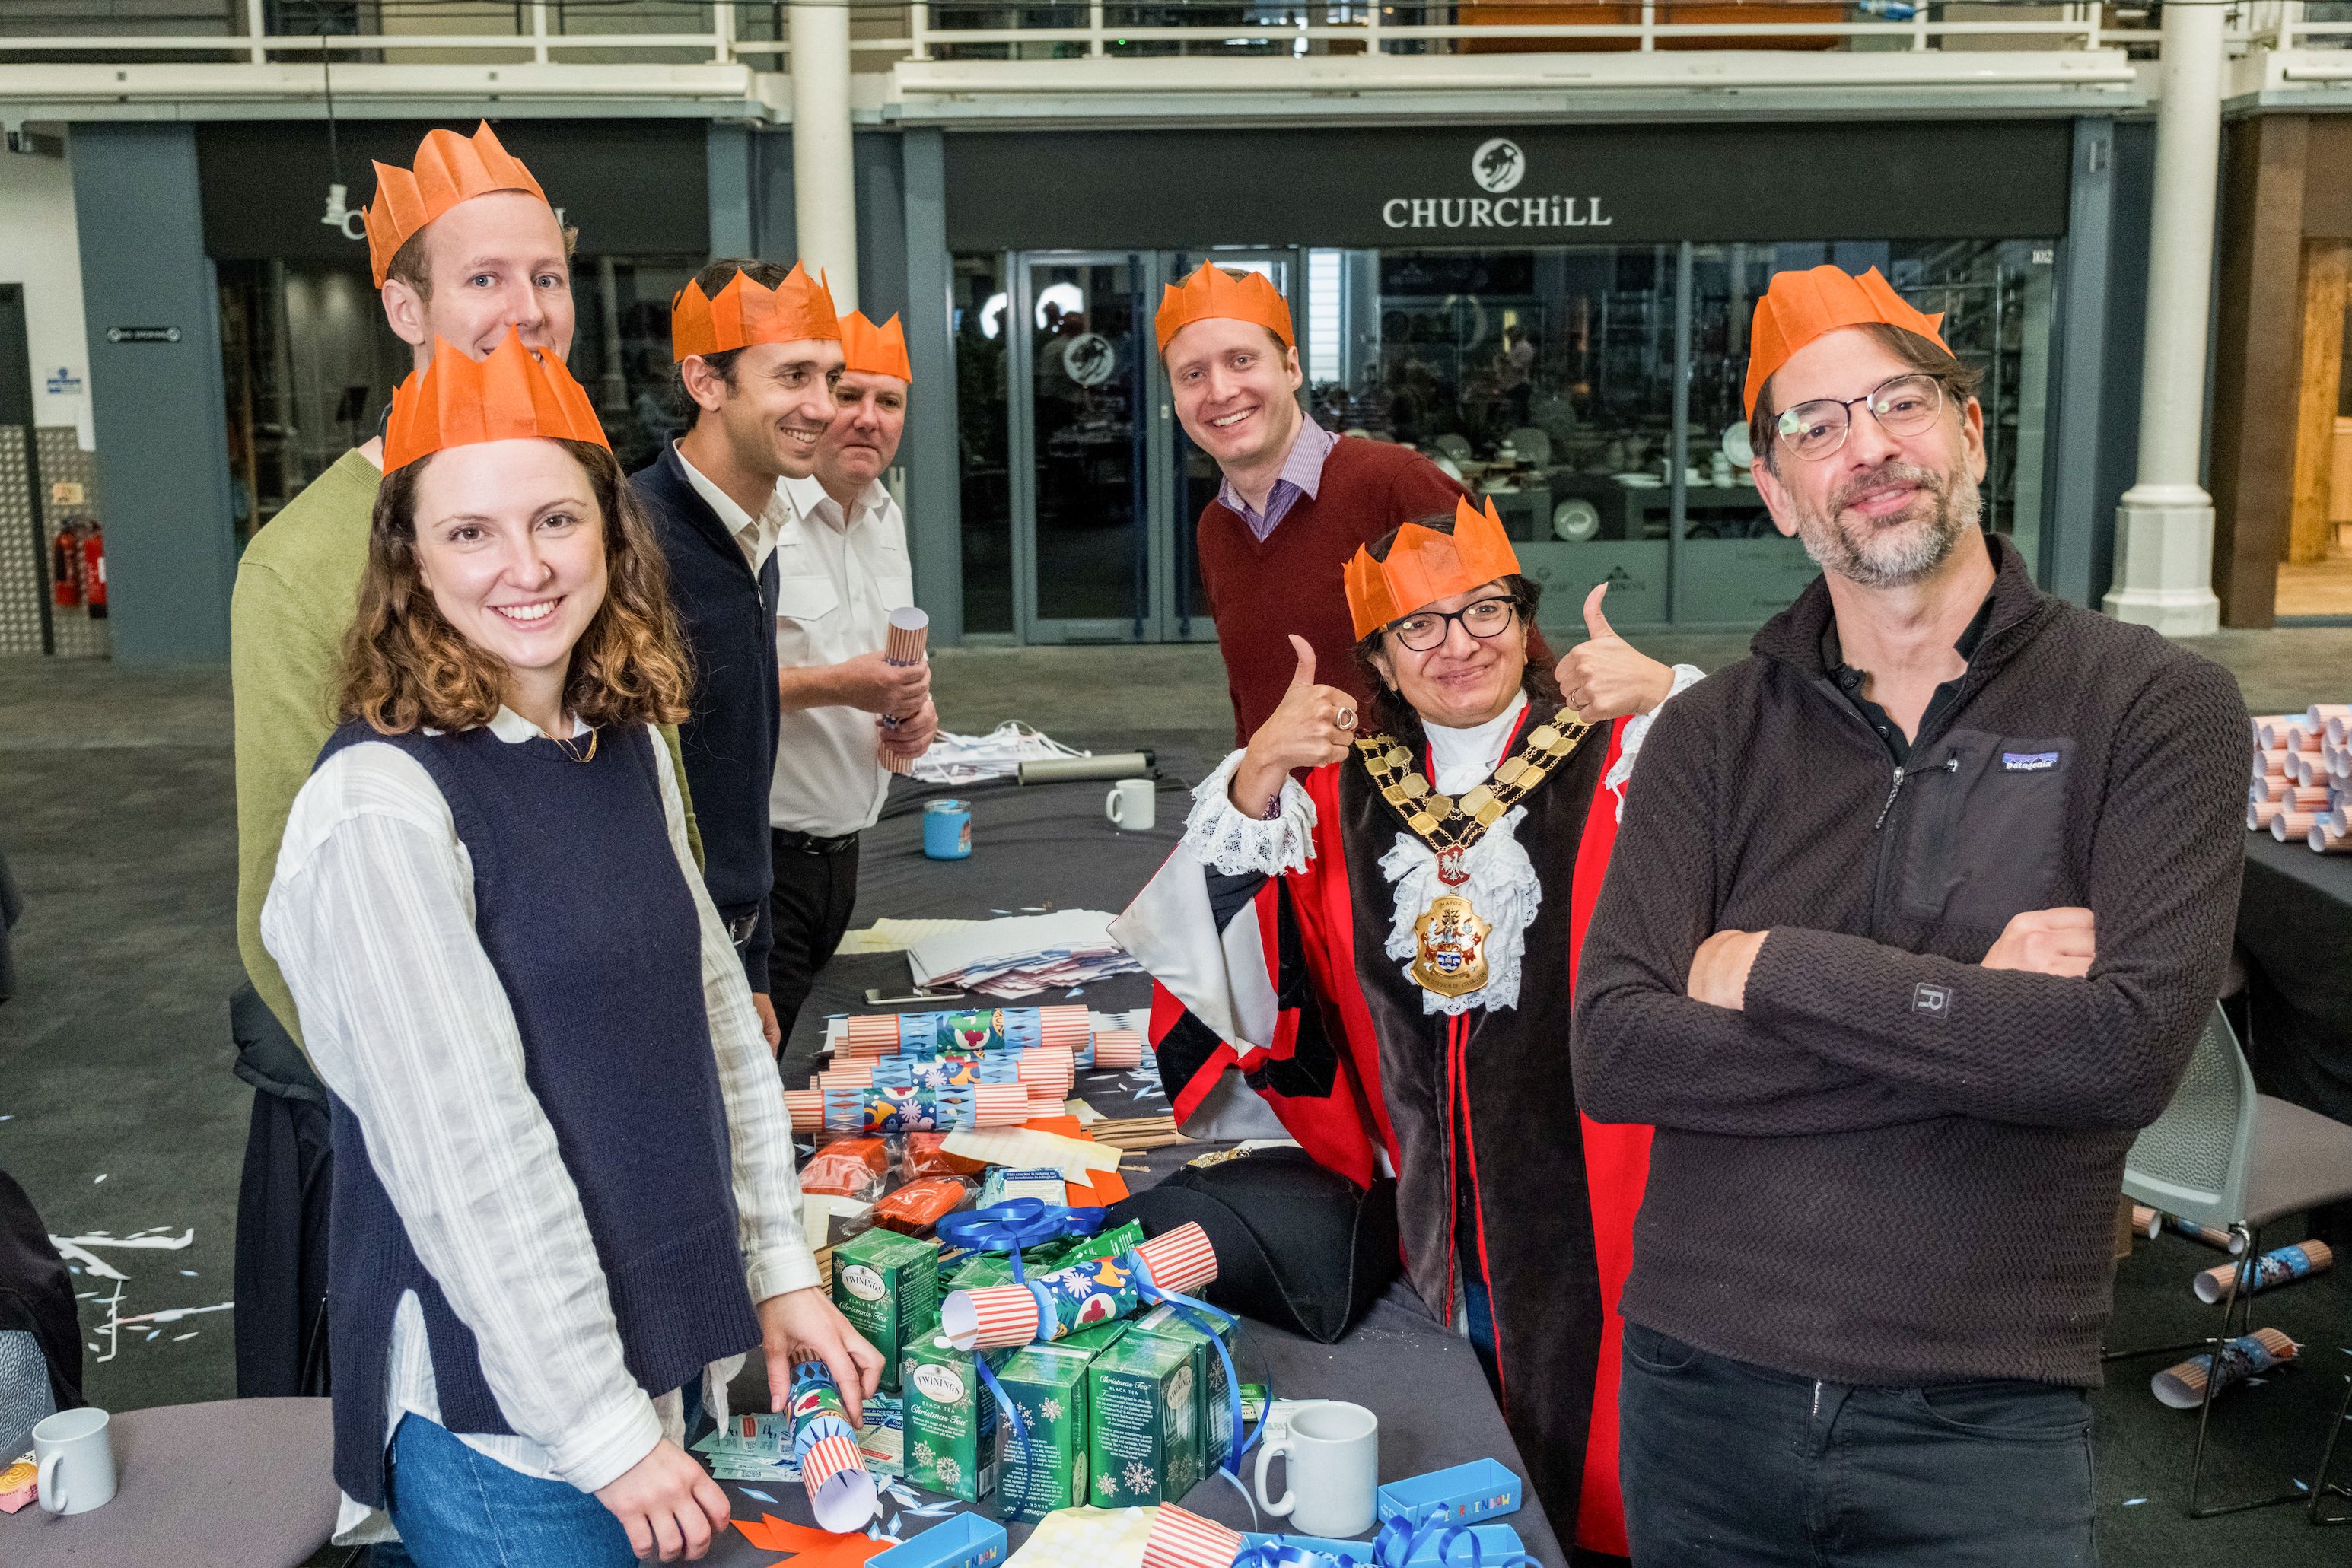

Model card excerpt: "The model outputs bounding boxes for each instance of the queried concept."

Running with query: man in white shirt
[769,311,934,1046]
[634,259,846,1051]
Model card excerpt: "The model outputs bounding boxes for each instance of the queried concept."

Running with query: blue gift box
[873,1514,1007,1568]
[1243,1523,1526,1565]
[1374,1459,1523,1528]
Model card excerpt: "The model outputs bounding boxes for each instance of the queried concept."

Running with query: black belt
[776,827,861,857]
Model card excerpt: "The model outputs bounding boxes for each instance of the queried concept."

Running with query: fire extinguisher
[78,520,107,619]
[49,522,81,609]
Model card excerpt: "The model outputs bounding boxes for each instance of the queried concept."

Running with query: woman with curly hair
[263,330,878,1567]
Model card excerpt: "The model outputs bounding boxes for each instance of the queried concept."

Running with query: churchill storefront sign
[944,122,2072,251]
[1381,138,1612,233]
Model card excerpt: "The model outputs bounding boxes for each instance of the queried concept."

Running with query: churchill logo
[1472,138,1526,194]
[1383,138,1612,233]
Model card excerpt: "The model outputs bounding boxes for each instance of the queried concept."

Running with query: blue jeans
[383,1414,640,1568]
[1618,1321,2097,1568]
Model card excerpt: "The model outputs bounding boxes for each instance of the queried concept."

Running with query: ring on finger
[1335,707,1357,730]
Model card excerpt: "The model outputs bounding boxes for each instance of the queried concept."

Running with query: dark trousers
[766,829,861,1043]
[1618,1321,2096,1568]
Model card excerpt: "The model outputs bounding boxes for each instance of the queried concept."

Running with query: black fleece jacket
[1572,534,2249,1388]
[632,444,781,989]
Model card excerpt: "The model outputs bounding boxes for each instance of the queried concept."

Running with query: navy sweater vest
[316,719,761,1506]
[631,445,781,984]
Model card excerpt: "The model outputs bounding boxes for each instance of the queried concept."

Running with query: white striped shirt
[262,711,817,1543]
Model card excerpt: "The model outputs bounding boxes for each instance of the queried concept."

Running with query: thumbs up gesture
[1228,635,1362,819]
[1553,583,1676,724]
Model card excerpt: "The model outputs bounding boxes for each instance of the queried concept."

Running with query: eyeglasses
[1775,373,1945,463]
[1389,596,1518,654]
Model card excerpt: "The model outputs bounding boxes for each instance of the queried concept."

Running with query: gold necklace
[549,725,598,764]
[1353,707,1593,997]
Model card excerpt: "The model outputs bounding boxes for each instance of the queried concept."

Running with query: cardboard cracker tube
[2193,1240,2332,1305]
[879,606,931,778]
[2314,827,2351,855]
[2249,801,2284,832]
[2274,810,2322,841]
[2151,1328,2298,1411]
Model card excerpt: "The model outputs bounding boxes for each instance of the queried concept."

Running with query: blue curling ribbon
[972,1351,1034,1519]
[1133,1254,1264,1478]
[933,1199,1106,1283]
[1367,1517,1540,1568]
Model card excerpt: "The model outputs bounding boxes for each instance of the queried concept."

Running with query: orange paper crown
[383,329,608,473]
[364,122,549,288]
[671,264,841,361]
[841,311,913,382]
[1344,495,1522,641]
[1155,262,1296,355]
[1744,264,1949,418]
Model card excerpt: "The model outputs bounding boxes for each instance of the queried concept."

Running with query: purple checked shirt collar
[1217,415,1335,542]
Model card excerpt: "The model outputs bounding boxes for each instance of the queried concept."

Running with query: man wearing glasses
[1572,265,2247,1565]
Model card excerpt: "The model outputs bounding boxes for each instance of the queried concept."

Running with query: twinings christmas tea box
[1084,1328,1200,1507]
[902,1334,1001,1504]
[991,1343,1093,1522]
[1129,1302,1239,1473]
[834,1228,939,1393]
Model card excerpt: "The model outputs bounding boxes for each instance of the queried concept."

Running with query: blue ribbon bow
[934,1199,1106,1283]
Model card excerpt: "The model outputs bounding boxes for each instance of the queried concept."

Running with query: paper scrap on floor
[835,917,984,956]
[943,1126,1123,1183]
[907,910,1141,999]
[908,720,1093,786]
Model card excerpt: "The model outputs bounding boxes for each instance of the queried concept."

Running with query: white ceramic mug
[1253,1398,1378,1538]
[35,1406,116,1516]
[1106,778,1156,832]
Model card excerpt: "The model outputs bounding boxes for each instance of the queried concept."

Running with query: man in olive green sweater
[228,122,698,1398]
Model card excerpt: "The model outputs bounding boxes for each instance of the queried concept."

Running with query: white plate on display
[1508,427,1553,466]
[1553,498,1602,542]
[1434,433,1474,463]
[1721,421,1754,468]
[1614,472,1663,489]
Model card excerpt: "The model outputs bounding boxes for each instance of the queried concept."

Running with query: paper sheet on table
[1005,1505,1157,1568]
[906,910,1138,998]
[835,917,985,956]
[941,1126,1122,1182]
[1063,1099,1104,1124]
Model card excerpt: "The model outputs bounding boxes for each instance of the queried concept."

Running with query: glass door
[1008,253,1154,641]
[1160,249,1302,644]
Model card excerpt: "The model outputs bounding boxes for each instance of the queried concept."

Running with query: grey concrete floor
[3,624,2351,1564]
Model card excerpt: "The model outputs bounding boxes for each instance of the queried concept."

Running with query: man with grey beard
[1571,266,2247,1566]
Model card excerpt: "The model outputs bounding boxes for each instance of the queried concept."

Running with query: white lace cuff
[1181,749,1317,877]
[1605,663,1706,815]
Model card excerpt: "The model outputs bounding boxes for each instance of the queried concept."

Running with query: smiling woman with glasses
[1115,495,1701,1557]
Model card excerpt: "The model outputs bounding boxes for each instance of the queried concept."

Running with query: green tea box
[834,1228,940,1393]
[991,1342,1093,1522]
[1129,1303,1239,1473]
[902,1334,1001,1504]
[1056,1318,1130,1357]
[1084,1329,1201,1507]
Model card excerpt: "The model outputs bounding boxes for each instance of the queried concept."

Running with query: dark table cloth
[2237,832,2352,1124]
[727,746,1568,1566]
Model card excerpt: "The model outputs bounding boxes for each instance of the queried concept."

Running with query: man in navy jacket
[632,258,845,1050]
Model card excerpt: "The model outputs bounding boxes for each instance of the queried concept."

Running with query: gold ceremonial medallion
[1412,895,1492,997]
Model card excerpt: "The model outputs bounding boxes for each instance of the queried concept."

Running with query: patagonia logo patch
[1913,983,1952,1019]
[2002,751,2060,772]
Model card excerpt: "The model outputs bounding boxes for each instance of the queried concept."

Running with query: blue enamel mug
[923,799,972,860]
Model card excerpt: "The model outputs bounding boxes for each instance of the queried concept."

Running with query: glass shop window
[953,252,1016,635]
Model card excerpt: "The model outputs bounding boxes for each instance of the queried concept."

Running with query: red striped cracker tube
[1141,1503,1246,1568]
[880,606,930,777]
[2273,810,2322,841]
[2280,785,2333,811]
[1091,1029,1144,1070]
[2253,746,2289,780]
[1133,1222,1219,1296]
[791,1360,878,1531]
[845,1014,902,1056]
[1039,1005,1092,1051]
[2152,1328,2298,1410]
[940,1280,1044,1350]
[2315,825,2351,855]
[940,1221,1221,1350]
[785,1090,823,1132]
[2247,800,2284,832]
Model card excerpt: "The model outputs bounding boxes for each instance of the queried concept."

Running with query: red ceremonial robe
[1116,709,1653,1556]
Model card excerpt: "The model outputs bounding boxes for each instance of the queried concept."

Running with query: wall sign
[106,327,182,345]
[945,121,2072,250]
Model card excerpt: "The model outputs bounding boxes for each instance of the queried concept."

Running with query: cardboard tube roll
[940,1283,1042,1350]
[2249,801,2284,832]
[2274,811,2322,841]
[2314,827,2351,854]
[791,1360,879,1531]
[1091,1029,1145,1070]
[1018,752,1157,785]
[2151,1328,2298,1410]
[1141,1503,1246,1568]
[846,1016,903,1052]
[2131,1203,2163,1239]
[1134,1221,1219,1296]
[2194,1241,2333,1305]
[785,1090,823,1131]
[2284,785,2333,810]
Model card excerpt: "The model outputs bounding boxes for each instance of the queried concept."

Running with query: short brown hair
[338,439,692,735]
[670,257,794,423]
[1748,322,1985,473]
[1349,514,1560,747]
[383,213,580,301]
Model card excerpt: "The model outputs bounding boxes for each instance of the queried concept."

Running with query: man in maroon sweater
[1160,263,1675,748]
